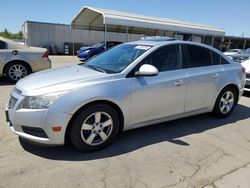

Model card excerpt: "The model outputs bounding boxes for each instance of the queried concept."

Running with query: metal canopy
[71,6,225,36]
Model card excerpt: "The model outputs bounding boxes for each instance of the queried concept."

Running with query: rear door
[182,44,223,112]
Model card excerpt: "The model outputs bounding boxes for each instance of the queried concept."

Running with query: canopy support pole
[88,29,91,46]
[104,24,107,51]
[243,40,246,49]
[72,30,75,56]
[211,36,215,47]
[126,26,128,42]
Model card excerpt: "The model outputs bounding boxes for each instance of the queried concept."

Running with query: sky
[0,0,249,37]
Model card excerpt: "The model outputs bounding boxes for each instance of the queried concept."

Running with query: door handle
[174,80,184,86]
[211,73,219,79]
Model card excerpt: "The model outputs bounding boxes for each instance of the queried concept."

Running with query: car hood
[16,65,109,96]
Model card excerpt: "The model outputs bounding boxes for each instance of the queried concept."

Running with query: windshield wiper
[85,64,106,73]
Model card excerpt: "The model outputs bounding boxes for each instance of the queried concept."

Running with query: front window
[84,44,151,73]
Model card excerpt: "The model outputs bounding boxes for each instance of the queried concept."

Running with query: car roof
[0,37,28,49]
[129,39,214,49]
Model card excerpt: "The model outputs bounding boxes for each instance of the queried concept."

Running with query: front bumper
[5,91,72,145]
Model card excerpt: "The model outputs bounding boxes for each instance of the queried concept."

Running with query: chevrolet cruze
[5,39,246,151]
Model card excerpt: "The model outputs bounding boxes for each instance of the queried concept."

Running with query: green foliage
[0,29,23,39]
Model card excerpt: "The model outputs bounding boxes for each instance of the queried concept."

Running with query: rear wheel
[213,86,237,117]
[5,62,31,82]
[70,104,120,151]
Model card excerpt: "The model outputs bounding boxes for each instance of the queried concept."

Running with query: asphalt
[0,56,250,188]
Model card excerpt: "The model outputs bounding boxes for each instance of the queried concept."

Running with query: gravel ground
[0,56,250,188]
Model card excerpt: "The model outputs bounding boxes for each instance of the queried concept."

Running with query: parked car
[241,59,250,92]
[6,39,245,151]
[228,54,249,63]
[0,37,51,82]
[77,41,122,60]
[223,49,244,56]
[224,48,250,63]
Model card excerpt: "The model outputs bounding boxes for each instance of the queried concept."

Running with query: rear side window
[221,57,229,64]
[211,51,229,65]
[0,41,7,49]
[211,51,221,65]
[182,44,212,68]
[143,45,181,72]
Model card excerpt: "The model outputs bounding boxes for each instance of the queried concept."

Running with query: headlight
[21,92,65,109]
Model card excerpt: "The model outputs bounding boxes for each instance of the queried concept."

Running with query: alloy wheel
[8,64,28,81]
[219,91,234,114]
[80,111,113,146]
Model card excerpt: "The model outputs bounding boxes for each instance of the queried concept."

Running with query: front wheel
[70,104,120,151]
[213,86,237,117]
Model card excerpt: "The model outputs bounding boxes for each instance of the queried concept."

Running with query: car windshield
[84,44,151,73]
[91,42,105,48]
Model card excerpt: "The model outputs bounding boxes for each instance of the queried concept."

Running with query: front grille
[22,126,49,138]
[8,96,17,109]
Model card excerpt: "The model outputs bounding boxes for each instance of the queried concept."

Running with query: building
[23,7,250,54]
[71,7,225,45]
[22,21,141,55]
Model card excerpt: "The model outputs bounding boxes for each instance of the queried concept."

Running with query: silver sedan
[5,39,245,151]
[0,37,51,82]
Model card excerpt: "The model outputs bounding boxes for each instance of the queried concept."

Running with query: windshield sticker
[135,46,151,50]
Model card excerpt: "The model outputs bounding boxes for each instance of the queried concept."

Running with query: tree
[0,29,23,39]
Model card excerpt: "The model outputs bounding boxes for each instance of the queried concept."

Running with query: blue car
[77,41,122,60]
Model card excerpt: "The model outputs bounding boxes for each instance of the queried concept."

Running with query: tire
[5,62,31,82]
[213,86,237,117]
[70,104,120,151]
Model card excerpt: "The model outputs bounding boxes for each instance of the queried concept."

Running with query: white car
[0,37,51,82]
[242,59,250,91]
[223,49,244,56]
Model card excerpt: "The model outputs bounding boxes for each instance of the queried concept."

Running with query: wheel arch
[214,83,240,107]
[3,60,32,76]
[221,84,239,100]
[65,100,125,144]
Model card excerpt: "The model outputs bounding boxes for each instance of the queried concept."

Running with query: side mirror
[135,64,159,77]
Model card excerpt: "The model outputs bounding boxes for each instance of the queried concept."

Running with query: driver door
[129,44,188,127]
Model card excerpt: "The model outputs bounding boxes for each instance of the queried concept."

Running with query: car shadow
[0,77,15,86]
[19,104,250,161]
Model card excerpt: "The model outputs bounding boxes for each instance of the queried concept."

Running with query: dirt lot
[0,56,250,188]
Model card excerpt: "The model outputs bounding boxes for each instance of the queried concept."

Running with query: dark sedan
[77,41,122,61]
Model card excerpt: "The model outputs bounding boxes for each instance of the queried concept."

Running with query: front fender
[50,78,133,128]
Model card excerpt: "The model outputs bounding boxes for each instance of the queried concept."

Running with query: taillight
[42,51,49,58]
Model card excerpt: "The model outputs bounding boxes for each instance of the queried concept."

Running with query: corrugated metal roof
[71,6,225,36]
